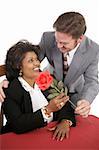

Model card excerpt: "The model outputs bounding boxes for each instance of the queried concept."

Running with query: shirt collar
[18,77,39,92]
[68,43,80,57]
[64,43,80,57]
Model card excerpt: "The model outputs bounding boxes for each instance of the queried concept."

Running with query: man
[0,12,99,117]
[38,12,99,117]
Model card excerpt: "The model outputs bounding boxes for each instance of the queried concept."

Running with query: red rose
[35,71,75,108]
[35,71,53,91]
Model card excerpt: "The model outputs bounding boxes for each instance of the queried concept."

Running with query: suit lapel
[64,37,87,86]
[51,35,88,86]
[64,49,84,85]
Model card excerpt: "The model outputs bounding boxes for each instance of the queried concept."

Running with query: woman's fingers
[55,95,69,109]
[52,122,70,141]
[49,94,69,112]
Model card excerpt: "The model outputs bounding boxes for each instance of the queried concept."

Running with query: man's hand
[0,80,9,102]
[75,99,91,118]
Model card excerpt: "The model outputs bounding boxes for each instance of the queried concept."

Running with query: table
[0,115,99,150]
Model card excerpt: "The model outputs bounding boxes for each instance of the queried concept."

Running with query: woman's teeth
[33,68,39,71]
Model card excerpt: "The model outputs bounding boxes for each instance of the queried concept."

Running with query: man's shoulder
[85,36,99,51]
[43,31,55,37]
[40,31,56,50]
[42,31,55,41]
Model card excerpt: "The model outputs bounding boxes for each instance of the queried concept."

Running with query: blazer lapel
[64,50,83,85]
[64,37,87,86]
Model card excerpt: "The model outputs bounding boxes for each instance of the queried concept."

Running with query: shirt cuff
[41,107,53,123]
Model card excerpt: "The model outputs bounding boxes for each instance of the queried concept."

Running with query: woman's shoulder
[9,78,22,89]
[4,79,24,99]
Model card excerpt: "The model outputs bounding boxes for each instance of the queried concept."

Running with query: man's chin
[60,49,68,53]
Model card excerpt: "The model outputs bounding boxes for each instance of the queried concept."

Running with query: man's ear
[77,35,84,43]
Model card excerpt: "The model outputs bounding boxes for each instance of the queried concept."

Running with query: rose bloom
[35,71,53,91]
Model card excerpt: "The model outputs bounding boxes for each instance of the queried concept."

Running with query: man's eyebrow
[56,40,69,44]
[62,41,69,44]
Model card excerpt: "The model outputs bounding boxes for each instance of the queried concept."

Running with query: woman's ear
[16,64,19,69]
[17,63,22,69]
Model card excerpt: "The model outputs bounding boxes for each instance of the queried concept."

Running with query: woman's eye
[28,59,33,62]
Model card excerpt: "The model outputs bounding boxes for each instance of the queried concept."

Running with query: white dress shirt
[18,77,53,123]
[65,43,80,66]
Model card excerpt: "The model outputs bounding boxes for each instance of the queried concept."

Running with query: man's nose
[57,42,63,48]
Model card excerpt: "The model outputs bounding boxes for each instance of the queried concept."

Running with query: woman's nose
[34,60,40,67]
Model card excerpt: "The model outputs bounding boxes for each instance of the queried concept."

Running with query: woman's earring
[19,70,22,76]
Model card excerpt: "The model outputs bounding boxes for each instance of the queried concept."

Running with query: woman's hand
[0,80,9,102]
[46,93,69,113]
[52,120,70,141]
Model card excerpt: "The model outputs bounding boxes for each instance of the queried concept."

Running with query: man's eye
[63,42,68,45]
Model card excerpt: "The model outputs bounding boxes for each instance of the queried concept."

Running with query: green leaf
[47,93,59,99]
[57,81,64,89]
[60,88,64,93]
[65,86,68,96]
[53,92,60,97]
[49,89,57,93]
[53,78,58,86]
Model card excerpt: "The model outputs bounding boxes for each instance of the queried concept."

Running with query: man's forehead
[55,32,73,42]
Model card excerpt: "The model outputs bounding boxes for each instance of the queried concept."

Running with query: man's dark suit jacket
[1,79,76,134]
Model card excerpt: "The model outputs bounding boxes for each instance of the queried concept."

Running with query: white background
[0,0,99,117]
[0,0,99,65]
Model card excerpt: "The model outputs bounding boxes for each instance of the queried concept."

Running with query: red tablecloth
[0,115,99,150]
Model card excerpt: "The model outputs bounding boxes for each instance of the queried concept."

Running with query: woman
[1,40,76,141]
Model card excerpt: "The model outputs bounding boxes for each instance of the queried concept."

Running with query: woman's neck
[22,76,35,87]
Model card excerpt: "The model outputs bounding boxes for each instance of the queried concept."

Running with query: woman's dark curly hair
[5,40,40,82]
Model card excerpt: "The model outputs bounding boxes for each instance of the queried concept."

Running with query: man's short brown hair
[53,12,86,39]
